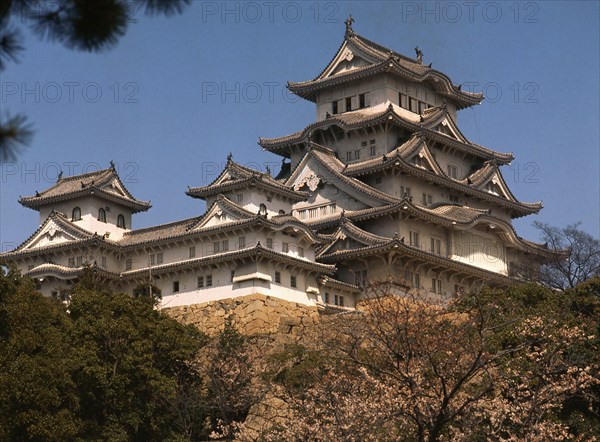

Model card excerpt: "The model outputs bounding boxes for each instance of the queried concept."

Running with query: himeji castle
[1,19,550,309]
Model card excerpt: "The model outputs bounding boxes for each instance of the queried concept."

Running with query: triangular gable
[16,213,92,252]
[434,117,468,143]
[100,177,130,199]
[318,222,388,256]
[407,143,444,176]
[286,151,396,208]
[480,171,514,201]
[319,40,381,80]
[190,197,254,230]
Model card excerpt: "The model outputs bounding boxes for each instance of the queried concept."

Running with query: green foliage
[0,268,81,440]
[0,268,208,441]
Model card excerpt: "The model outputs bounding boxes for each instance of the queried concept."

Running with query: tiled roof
[259,102,513,163]
[285,144,399,205]
[288,31,483,108]
[317,237,514,286]
[119,197,328,248]
[343,136,541,217]
[121,243,335,279]
[19,166,151,212]
[186,158,308,202]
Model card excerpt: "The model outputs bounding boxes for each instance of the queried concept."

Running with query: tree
[203,320,264,440]
[264,280,600,442]
[533,221,600,290]
[0,0,191,160]
[68,278,207,440]
[0,267,209,440]
[0,268,82,440]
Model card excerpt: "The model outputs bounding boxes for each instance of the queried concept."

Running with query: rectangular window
[173,281,180,293]
[447,165,458,179]
[76,256,83,266]
[422,193,432,206]
[230,270,235,282]
[125,258,132,270]
[206,275,213,287]
[275,271,281,284]
[370,145,376,156]
[236,236,244,249]
[329,203,336,214]
[399,93,408,109]
[375,177,382,185]
[409,231,420,248]
[361,141,368,148]
[150,254,155,265]
[449,194,459,203]
[430,238,441,255]
[431,278,437,292]
[419,101,428,114]
[334,294,345,306]
[354,149,360,160]
[236,193,244,203]
[345,96,352,112]
[222,240,229,252]
[409,97,418,113]
[189,246,196,258]
[308,208,318,218]
[332,100,338,114]
[359,93,366,108]
[298,246,304,257]
[156,253,163,264]
[400,186,411,198]
[438,279,442,294]
[101,256,107,268]
[68,257,75,267]
[213,241,220,253]
[197,276,204,288]
[346,151,352,162]
[290,275,297,288]
[324,292,329,304]
[414,273,420,289]
[282,242,289,253]
[266,237,273,249]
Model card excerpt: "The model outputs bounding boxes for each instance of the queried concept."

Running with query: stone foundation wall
[162,293,321,337]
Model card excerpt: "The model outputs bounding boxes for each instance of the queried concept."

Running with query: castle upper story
[287,16,483,125]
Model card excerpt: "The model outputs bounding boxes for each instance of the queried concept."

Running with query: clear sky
[1,1,599,251]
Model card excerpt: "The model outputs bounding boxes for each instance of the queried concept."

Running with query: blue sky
[1,1,599,251]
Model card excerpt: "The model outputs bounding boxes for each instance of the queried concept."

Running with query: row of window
[67,255,107,268]
[400,186,459,204]
[408,231,444,256]
[403,270,444,294]
[297,203,337,219]
[323,292,345,307]
[71,207,126,228]
[170,270,299,294]
[331,93,369,114]
[399,93,432,114]
[345,139,377,162]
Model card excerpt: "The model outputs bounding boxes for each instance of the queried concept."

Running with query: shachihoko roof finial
[345,15,354,36]
[227,152,233,162]
[415,46,423,64]
[109,160,116,170]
